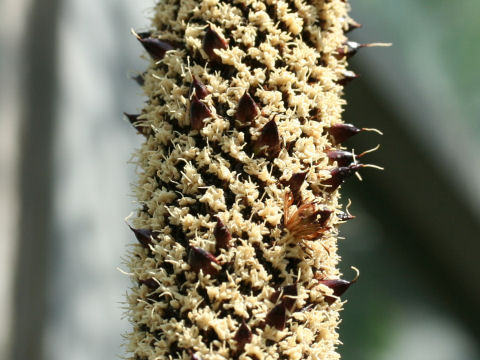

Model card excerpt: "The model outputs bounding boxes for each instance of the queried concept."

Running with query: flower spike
[125,1,385,359]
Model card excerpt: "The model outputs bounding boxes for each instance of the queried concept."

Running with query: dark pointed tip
[124,112,139,125]
[234,320,253,349]
[189,76,209,100]
[236,91,259,123]
[190,95,212,130]
[124,112,149,137]
[133,30,175,60]
[139,278,160,290]
[202,25,228,61]
[327,123,362,144]
[316,209,333,227]
[319,277,357,304]
[128,226,156,247]
[214,217,232,252]
[282,284,298,311]
[270,284,297,310]
[335,41,391,59]
[336,70,360,86]
[188,246,220,275]
[282,172,307,203]
[265,302,287,330]
[134,31,152,39]
[346,20,362,33]
[337,211,356,221]
[131,73,145,86]
[334,41,362,59]
[322,164,362,193]
[253,119,281,159]
[326,149,355,167]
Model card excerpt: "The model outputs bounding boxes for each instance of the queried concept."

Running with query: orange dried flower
[283,192,331,241]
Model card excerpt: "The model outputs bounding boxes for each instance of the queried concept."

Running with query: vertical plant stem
[125,1,370,359]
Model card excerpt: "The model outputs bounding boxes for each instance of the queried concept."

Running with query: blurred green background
[340,1,480,359]
[0,0,479,359]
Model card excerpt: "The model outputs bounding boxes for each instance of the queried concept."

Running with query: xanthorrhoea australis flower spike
[125,1,385,359]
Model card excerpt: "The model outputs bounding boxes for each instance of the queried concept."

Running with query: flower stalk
[124,0,382,359]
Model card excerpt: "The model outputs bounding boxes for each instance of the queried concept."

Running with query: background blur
[1,0,479,359]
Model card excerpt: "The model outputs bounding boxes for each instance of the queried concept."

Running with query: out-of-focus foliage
[353,0,480,138]
[337,1,480,359]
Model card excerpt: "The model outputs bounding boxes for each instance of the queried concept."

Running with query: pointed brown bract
[139,278,160,290]
[334,41,363,59]
[345,19,362,33]
[270,284,298,311]
[328,146,376,166]
[336,70,360,85]
[265,302,287,330]
[319,279,354,296]
[134,31,175,60]
[284,192,331,241]
[337,211,356,221]
[282,172,307,203]
[327,123,361,144]
[335,41,391,59]
[189,76,209,100]
[236,91,259,123]
[234,320,253,349]
[280,284,298,311]
[190,95,212,130]
[322,164,362,193]
[188,246,220,275]
[316,274,358,305]
[131,73,145,86]
[124,112,148,137]
[203,25,228,62]
[129,226,158,247]
[124,112,140,125]
[214,217,232,252]
[326,149,355,167]
[253,119,281,158]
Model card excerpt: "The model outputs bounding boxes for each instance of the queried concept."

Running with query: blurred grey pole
[11,0,60,359]
[0,0,32,358]
[42,1,150,360]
